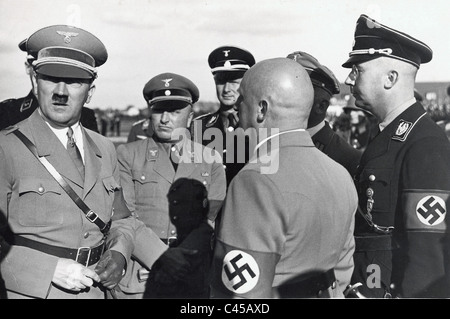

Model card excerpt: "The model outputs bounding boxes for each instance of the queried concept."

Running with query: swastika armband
[211,240,280,298]
[403,190,449,231]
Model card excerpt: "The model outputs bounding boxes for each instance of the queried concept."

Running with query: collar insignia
[392,119,413,142]
[148,148,159,159]
[206,115,218,127]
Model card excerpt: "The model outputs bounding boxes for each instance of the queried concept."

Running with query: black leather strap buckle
[86,210,99,223]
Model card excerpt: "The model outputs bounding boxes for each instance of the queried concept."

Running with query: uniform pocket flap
[19,177,62,195]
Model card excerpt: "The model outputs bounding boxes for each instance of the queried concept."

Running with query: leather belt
[12,235,105,267]
[277,269,336,298]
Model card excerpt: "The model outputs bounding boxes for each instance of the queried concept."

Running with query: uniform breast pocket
[18,178,64,226]
[102,176,120,195]
[360,168,393,214]
[131,170,159,199]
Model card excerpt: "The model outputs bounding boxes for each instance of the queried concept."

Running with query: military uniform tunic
[115,136,226,295]
[211,130,358,298]
[351,102,450,298]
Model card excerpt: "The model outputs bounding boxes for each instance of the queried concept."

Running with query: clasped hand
[52,250,126,291]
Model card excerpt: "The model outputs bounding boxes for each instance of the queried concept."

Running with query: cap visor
[35,64,94,79]
[151,100,191,111]
[342,55,380,68]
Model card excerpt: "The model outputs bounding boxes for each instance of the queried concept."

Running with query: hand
[52,258,100,291]
[94,250,126,289]
[153,247,198,281]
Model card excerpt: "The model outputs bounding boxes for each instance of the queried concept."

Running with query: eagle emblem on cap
[223,50,230,57]
[56,31,79,43]
[162,78,172,87]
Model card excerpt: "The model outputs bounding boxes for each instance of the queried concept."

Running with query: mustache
[52,94,68,104]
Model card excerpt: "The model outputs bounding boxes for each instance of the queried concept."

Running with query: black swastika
[224,253,256,290]
[417,196,445,225]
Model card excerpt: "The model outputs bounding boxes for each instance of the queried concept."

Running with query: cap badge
[223,50,230,57]
[165,90,171,96]
[56,30,79,44]
[162,78,172,87]
[224,60,231,67]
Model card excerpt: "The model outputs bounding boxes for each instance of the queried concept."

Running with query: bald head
[237,58,314,131]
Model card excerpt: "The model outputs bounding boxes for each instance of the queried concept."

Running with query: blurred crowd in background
[94,84,450,152]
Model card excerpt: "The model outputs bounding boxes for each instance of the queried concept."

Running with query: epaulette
[0,98,16,105]
[193,112,213,121]
[1,125,19,135]
[193,112,219,128]
[132,118,146,126]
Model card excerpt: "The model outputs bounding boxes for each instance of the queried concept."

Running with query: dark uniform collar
[360,102,426,165]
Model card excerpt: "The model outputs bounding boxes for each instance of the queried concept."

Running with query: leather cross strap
[13,130,111,234]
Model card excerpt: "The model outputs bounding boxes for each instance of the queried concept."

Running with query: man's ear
[257,100,268,123]
[317,99,330,114]
[31,71,38,97]
[384,70,398,89]
[85,84,96,104]
[186,110,194,128]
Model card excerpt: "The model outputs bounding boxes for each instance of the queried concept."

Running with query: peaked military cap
[287,51,340,95]
[208,45,255,74]
[143,72,200,107]
[342,14,432,69]
[20,25,108,79]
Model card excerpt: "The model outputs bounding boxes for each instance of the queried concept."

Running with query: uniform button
[203,180,207,185]
[332,281,336,289]
[366,188,374,197]
[173,200,178,205]
[38,186,44,193]
[171,230,176,235]
[172,215,178,220]
[83,232,90,239]
[369,174,376,181]
[140,175,146,181]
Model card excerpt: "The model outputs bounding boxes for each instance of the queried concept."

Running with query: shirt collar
[254,128,305,154]
[379,97,416,131]
[306,120,325,137]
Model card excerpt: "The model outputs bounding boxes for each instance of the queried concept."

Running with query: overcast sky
[0,0,449,110]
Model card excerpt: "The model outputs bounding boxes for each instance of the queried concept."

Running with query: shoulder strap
[12,130,111,234]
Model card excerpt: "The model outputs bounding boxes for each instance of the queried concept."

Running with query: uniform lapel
[149,138,176,183]
[174,138,197,180]
[29,110,84,188]
[82,130,102,198]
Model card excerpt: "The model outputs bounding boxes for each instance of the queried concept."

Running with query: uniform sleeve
[211,170,283,298]
[207,153,227,221]
[334,205,356,294]
[114,143,167,269]
[0,144,57,298]
[116,144,137,213]
[106,144,136,265]
[399,137,450,297]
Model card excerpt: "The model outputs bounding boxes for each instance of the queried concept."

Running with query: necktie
[227,113,238,130]
[67,127,85,181]
[170,144,179,171]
